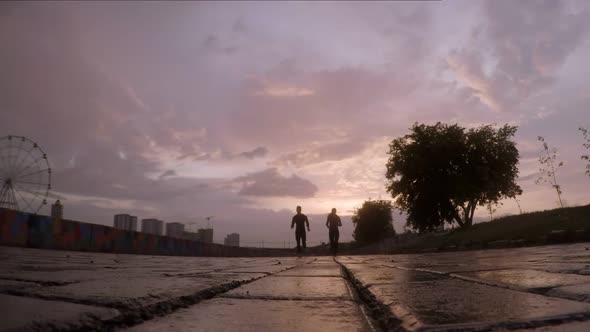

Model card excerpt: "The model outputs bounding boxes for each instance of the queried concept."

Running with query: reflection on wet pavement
[3,243,590,331]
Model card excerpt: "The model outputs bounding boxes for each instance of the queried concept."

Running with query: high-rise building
[142,218,164,235]
[182,231,200,241]
[166,222,185,238]
[51,200,63,220]
[113,214,138,231]
[197,228,214,243]
[182,228,214,243]
[224,233,240,247]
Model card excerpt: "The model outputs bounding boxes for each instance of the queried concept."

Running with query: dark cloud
[272,140,369,168]
[235,168,318,198]
[447,0,590,112]
[159,169,177,179]
[237,146,268,159]
[177,146,268,161]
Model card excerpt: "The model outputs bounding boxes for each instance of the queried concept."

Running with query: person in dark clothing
[291,206,310,254]
[326,208,342,255]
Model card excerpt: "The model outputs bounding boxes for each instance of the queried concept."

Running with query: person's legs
[334,229,340,254]
[329,229,336,252]
[301,230,307,249]
[295,231,302,253]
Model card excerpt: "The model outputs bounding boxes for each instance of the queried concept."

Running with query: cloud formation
[235,168,319,198]
[446,0,590,113]
[1,1,589,245]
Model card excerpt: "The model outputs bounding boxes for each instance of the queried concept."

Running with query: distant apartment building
[166,222,185,238]
[51,200,63,220]
[197,228,214,243]
[113,214,138,231]
[224,233,240,247]
[183,228,214,243]
[142,218,164,236]
[182,231,200,242]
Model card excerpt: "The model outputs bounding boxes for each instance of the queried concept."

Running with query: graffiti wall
[0,208,289,257]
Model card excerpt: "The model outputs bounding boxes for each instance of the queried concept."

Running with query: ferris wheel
[0,135,51,213]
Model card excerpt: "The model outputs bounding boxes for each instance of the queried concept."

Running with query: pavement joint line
[336,259,414,332]
[445,272,589,302]
[272,274,343,277]
[386,266,568,300]
[392,266,590,315]
[0,277,75,287]
[335,261,590,331]
[218,294,353,301]
[415,311,590,332]
[3,263,302,331]
[340,265,380,332]
[100,261,302,329]
[3,287,161,310]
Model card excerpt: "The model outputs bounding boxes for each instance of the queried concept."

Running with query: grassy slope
[391,204,590,253]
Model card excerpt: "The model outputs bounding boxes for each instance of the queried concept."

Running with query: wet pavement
[2,243,590,331]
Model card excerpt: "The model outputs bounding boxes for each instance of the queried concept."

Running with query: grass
[388,204,590,254]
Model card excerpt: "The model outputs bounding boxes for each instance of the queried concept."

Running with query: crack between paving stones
[219,294,354,301]
[3,264,300,331]
[372,265,590,331]
[0,277,75,287]
[336,258,412,332]
[390,264,590,306]
[418,312,590,332]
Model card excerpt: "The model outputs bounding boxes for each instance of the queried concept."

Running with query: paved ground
[2,243,590,331]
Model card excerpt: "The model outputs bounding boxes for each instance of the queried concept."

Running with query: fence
[0,208,290,257]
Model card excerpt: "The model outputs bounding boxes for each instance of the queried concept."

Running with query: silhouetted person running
[291,206,310,254]
[326,208,342,255]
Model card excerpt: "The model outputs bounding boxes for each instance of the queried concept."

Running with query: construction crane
[185,216,215,232]
[205,216,214,228]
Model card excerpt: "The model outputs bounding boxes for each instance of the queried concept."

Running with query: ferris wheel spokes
[0,135,51,214]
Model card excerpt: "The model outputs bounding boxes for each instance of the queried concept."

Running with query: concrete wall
[0,208,290,257]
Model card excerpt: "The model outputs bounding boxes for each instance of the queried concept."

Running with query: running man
[326,208,342,255]
[291,206,310,254]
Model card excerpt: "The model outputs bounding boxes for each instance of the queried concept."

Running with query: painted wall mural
[0,208,288,257]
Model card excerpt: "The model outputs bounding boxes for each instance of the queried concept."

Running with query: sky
[1,1,589,247]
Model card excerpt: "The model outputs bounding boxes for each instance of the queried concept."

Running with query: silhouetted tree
[535,136,564,208]
[580,127,590,177]
[352,199,395,244]
[386,123,522,232]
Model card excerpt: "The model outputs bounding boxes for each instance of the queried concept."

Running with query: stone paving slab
[523,262,590,274]
[0,294,119,332]
[345,264,446,285]
[125,298,369,332]
[404,264,509,274]
[18,276,227,309]
[0,269,131,284]
[512,321,590,331]
[274,264,342,277]
[546,283,590,302]
[223,265,295,274]
[179,272,268,282]
[456,269,590,291]
[223,276,351,300]
[368,278,590,327]
[5,245,590,330]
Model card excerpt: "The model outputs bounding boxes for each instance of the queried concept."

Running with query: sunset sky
[1,1,589,247]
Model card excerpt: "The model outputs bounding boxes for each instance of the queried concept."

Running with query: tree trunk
[459,201,476,228]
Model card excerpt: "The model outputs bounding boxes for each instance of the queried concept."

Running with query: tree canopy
[385,123,521,232]
[352,199,395,244]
